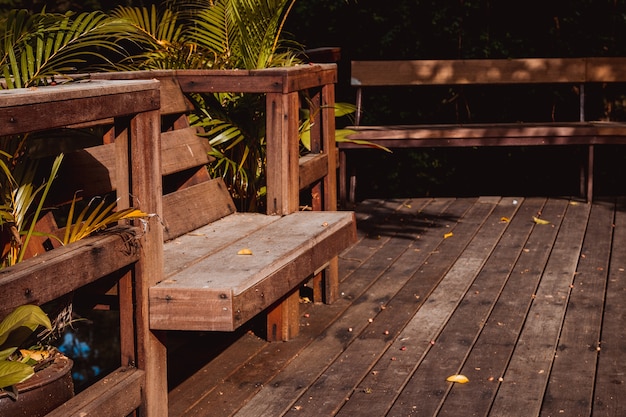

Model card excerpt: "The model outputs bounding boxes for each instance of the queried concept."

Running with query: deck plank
[592,197,626,417]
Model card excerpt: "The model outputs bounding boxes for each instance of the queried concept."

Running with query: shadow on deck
[168,195,626,417]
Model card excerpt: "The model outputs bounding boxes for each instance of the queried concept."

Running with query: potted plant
[0,304,75,417]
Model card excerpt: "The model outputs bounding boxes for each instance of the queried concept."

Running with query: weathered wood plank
[0,80,160,135]
[540,199,613,416]
[150,211,356,331]
[163,212,277,277]
[0,226,139,316]
[341,122,626,148]
[45,367,144,417]
[168,332,268,417]
[298,153,329,191]
[176,65,337,94]
[351,58,590,87]
[592,197,626,416]
[162,178,237,242]
[265,91,300,215]
[488,199,591,416]
[161,127,212,176]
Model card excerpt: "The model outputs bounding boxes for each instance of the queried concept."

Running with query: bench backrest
[351,57,626,123]
[56,72,235,243]
[351,57,626,86]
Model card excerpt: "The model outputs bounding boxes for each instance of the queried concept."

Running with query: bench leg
[580,144,594,202]
[266,288,301,341]
[312,256,340,304]
[339,150,348,208]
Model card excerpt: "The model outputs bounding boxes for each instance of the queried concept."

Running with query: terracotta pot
[0,354,74,417]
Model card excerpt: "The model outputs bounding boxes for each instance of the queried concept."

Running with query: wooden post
[265,90,301,339]
[129,109,167,416]
[265,91,300,215]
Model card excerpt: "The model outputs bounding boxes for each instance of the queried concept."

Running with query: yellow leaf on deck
[444,232,454,239]
[500,217,510,223]
[237,248,253,255]
[532,216,550,225]
[446,374,469,384]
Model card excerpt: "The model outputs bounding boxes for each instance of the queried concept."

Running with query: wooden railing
[0,63,339,416]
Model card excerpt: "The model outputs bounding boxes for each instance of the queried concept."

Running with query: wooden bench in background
[339,57,626,205]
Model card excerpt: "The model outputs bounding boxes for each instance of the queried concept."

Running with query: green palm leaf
[1,10,132,88]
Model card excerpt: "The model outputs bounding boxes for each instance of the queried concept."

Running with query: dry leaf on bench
[237,248,253,255]
[532,216,550,225]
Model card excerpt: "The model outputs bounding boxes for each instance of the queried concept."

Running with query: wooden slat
[351,58,589,86]
[45,367,144,417]
[161,127,212,176]
[593,198,626,416]
[176,64,337,94]
[90,70,195,116]
[299,153,329,191]
[162,178,237,241]
[341,122,626,148]
[0,80,160,135]
[150,211,356,331]
[585,57,626,82]
[163,212,278,278]
[0,226,139,317]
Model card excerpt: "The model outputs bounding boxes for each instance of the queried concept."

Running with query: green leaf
[0,305,51,352]
[0,360,34,389]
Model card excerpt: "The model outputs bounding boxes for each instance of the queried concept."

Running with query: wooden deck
[167,195,626,417]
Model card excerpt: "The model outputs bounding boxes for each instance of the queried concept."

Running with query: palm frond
[62,195,151,245]
[2,10,131,88]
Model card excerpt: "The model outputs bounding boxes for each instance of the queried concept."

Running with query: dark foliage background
[285,1,626,199]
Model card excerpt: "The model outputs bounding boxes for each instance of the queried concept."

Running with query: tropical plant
[0,136,64,267]
[0,8,136,89]
[111,0,302,211]
[0,304,53,395]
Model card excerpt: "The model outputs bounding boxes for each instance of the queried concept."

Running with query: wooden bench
[84,69,356,341]
[339,57,626,205]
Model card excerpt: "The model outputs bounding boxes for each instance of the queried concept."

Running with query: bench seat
[151,209,355,331]
[343,121,626,147]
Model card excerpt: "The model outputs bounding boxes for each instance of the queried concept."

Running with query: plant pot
[0,354,74,417]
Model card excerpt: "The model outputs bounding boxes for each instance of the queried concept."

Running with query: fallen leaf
[237,248,253,255]
[500,217,510,223]
[532,216,550,225]
[444,232,454,239]
[446,374,469,384]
